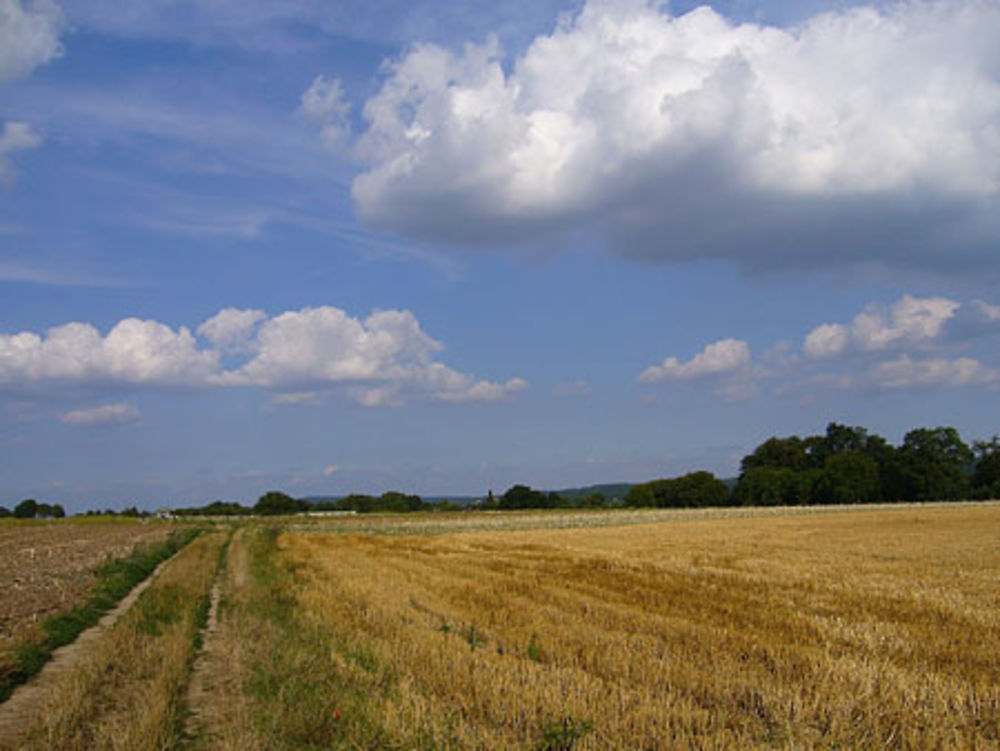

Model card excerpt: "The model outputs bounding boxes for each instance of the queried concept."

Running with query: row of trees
[503,423,999,510]
[624,471,730,508]
[734,423,998,506]
[174,490,458,516]
[0,499,66,519]
[10,423,996,518]
[480,486,610,511]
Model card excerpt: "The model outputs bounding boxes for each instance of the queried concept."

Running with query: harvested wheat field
[207,504,1000,750]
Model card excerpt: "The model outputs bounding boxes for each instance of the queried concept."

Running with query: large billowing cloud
[0,305,525,407]
[0,318,219,386]
[351,0,1000,272]
[641,294,1000,399]
[216,306,526,405]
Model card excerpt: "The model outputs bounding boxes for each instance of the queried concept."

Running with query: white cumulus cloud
[218,306,525,405]
[869,355,998,389]
[0,0,62,83]
[804,294,974,358]
[60,402,141,426]
[196,307,266,350]
[0,306,525,408]
[803,323,850,359]
[0,120,42,187]
[639,338,751,383]
[645,293,1000,400]
[350,0,1000,272]
[0,318,219,386]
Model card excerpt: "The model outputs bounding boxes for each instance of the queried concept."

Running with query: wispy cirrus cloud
[60,402,141,426]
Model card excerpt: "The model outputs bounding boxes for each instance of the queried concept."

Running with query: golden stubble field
[264,504,1000,749]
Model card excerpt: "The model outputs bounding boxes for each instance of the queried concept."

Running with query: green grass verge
[0,527,202,702]
[233,527,406,749]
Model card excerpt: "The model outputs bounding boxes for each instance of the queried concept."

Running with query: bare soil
[0,523,168,660]
[0,549,176,747]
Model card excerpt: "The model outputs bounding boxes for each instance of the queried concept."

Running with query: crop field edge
[0,526,203,703]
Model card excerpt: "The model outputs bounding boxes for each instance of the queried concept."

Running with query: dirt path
[182,527,244,748]
[0,549,178,745]
[182,577,223,741]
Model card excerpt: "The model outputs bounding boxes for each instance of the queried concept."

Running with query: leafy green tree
[734,467,798,506]
[633,471,731,508]
[254,490,306,515]
[670,471,731,507]
[817,452,881,504]
[378,491,424,512]
[896,427,973,501]
[623,484,656,507]
[972,436,1000,498]
[14,499,38,518]
[336,494,377,512]
[51,503,65,518]
[499,484,548,510]
[818,423,872,459]
[0,505,11,517]
[740,436,810,473]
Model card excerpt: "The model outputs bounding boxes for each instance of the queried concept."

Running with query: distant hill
[550,483,633,501]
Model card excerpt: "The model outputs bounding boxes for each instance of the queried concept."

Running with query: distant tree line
[485,423,999,511]
[13,423,995,519]
[172,500,253,517]
[477,485,611,511]
[623,422,998,509]
[172,490,465,517]
[623,471,731,508]
[733,423,997,506]
[0,499,66,519]
[80,506,151,518]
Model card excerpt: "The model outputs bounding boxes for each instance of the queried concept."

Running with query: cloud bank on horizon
[346,0,1000,273]
[640,294,1000,400]
[0,306,526,409]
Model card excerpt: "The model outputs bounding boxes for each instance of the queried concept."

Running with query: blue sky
[2,0,999,510]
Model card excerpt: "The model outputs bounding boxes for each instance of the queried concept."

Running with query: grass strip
[205,527,408,749]
[13,532,227,750]
[0,527,202,702]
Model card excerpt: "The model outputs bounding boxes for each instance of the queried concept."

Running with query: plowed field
[0,522,169,657]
